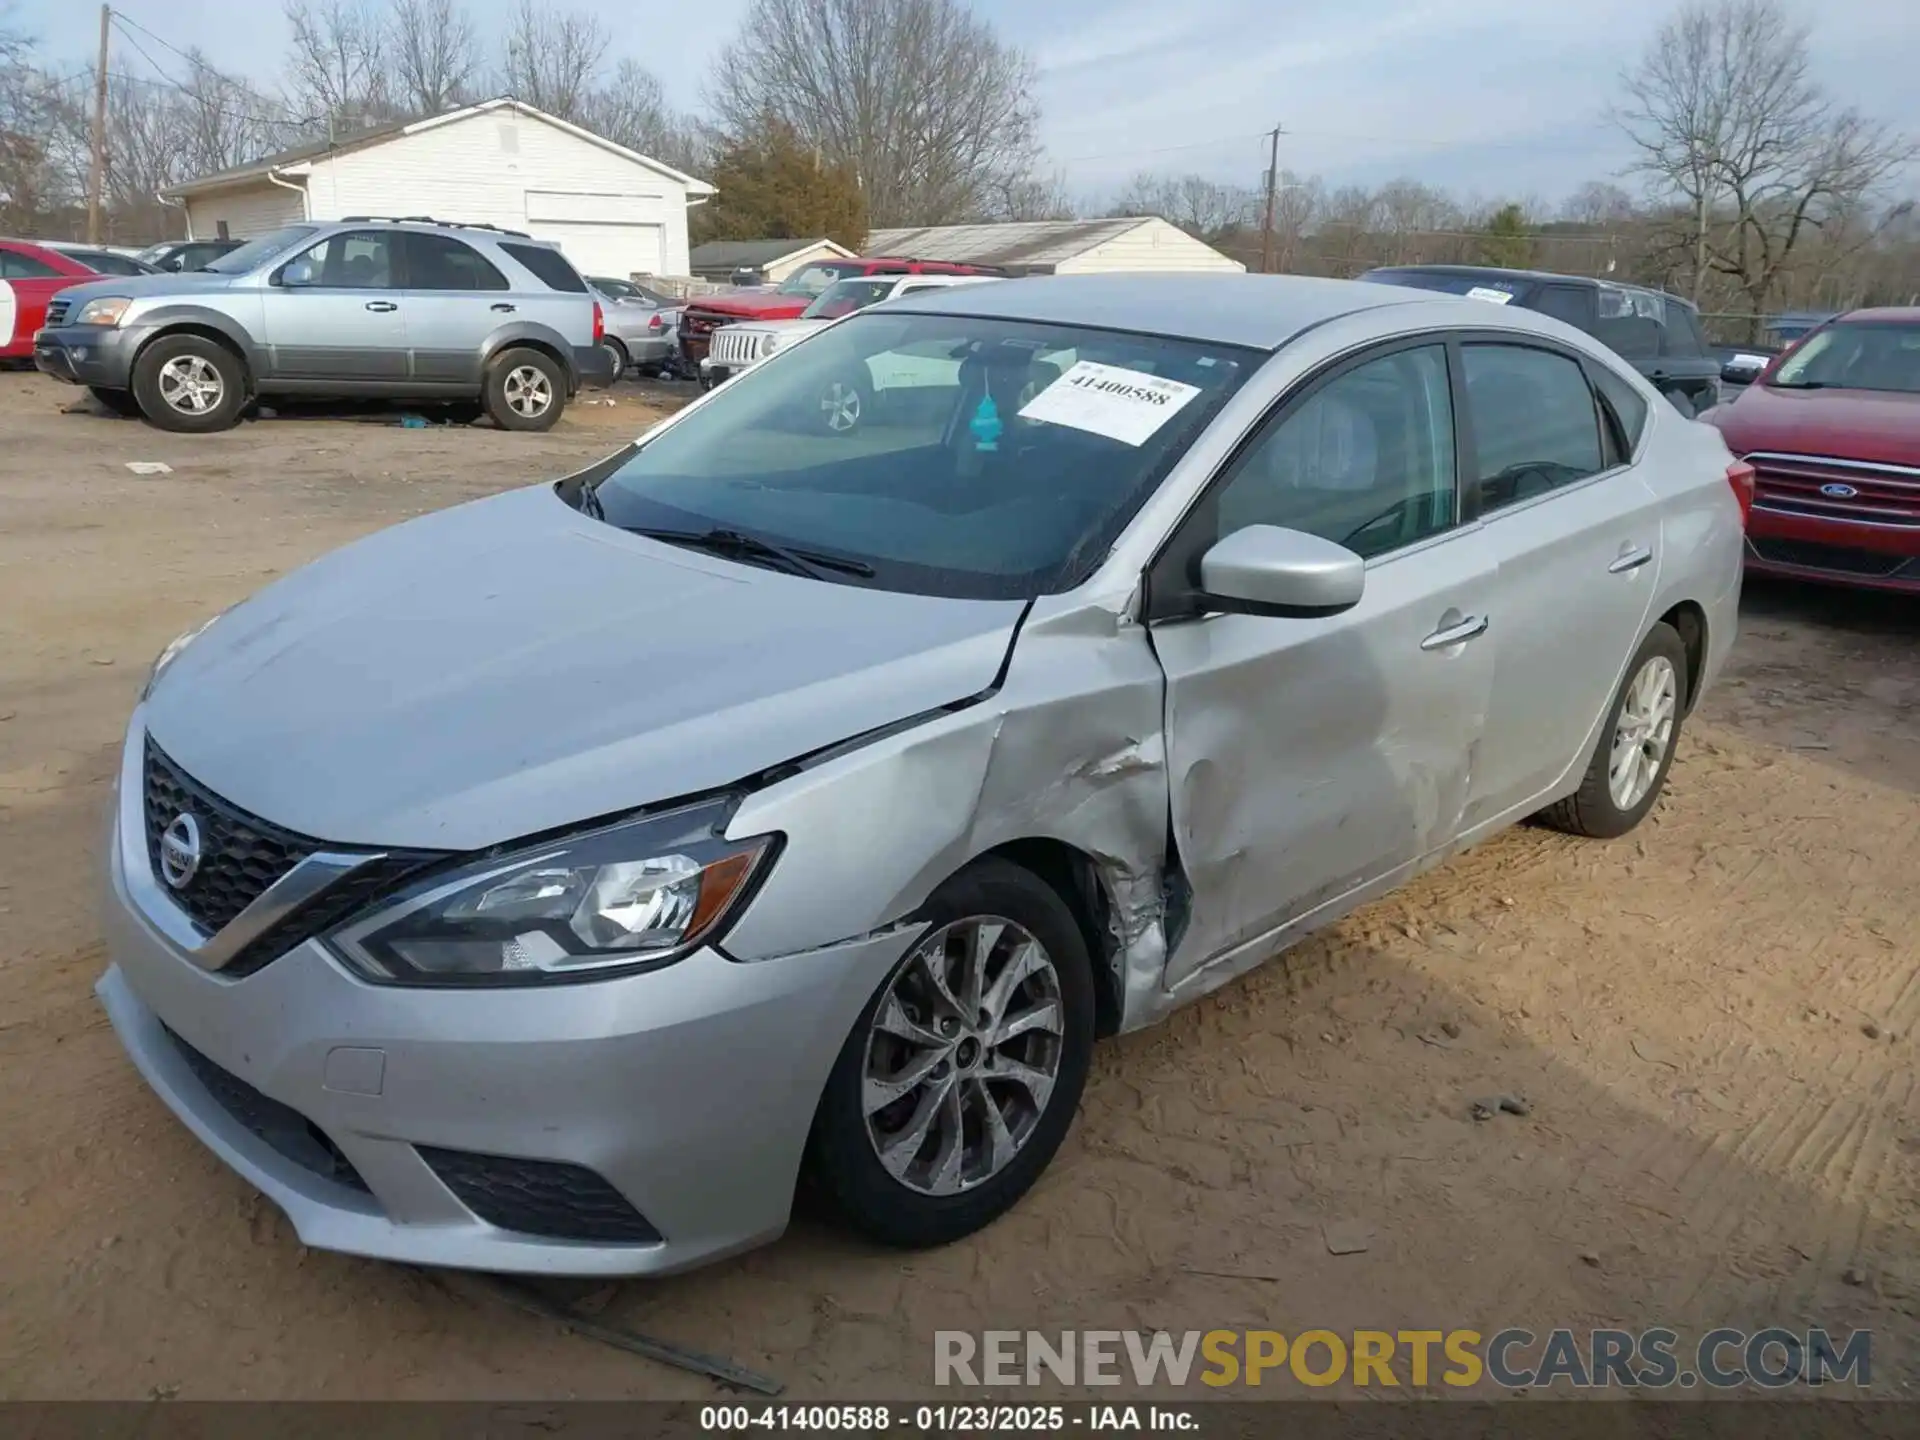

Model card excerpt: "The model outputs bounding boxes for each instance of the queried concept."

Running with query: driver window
[286,230,395,289]
[1460,343,1604,512]
[1210,343,1457,561]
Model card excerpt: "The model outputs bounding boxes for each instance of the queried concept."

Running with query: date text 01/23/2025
[700,1406,1196,1432]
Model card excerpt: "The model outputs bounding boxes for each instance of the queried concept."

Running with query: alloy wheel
[158,355,224,414]
[504,364,553,418]
[862,917,1065,1196]
[1609,654,1677,810]
[819,381,862,432]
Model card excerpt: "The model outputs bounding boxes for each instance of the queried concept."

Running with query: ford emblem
[1819,482,1859,499]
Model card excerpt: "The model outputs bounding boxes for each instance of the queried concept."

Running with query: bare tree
[709,0,1041,227]
[985,168,1076,222]
[389,0,480,116]
[284,0,395,130]
[1617,0,1916,325]
[500,0,608,121]
[1559,181,1640,227]
[1107,172,1256,239]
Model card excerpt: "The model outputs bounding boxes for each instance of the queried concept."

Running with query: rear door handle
[1421,614,1489,651]
[491,302,516,313]
[1609,545,1655,574]
[364,300,398,312]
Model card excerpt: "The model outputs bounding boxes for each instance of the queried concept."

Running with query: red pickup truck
[678,256,996,365]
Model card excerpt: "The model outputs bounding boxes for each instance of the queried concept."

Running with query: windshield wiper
[629,526,875,580]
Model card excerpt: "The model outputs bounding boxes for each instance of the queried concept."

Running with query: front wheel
[130,334,247,433]
[1539,622,1689,838]
[483,348,566,432]
[807,858,1095,1248]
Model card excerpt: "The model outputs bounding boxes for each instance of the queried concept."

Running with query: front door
[260,228,407,381]
[1148,341,1498,986]
[1453,341,1663,830]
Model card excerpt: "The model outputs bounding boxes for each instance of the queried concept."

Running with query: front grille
[163,1025,371,1193]
[709,328,762,366]
[1750,537,1914,577]
[417,1146,662,1244]
[44,297,71,327]
[142,740,445,972]
[144,741,311,934]
[680,309,720,336]
[1748,453,1920,527]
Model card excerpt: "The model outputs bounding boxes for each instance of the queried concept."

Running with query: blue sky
[16,0,1919,206]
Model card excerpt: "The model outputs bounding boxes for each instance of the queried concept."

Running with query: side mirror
[279,259,317,288]
[1197,525,1365,618]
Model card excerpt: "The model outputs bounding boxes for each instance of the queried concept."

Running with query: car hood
[691,292,809,319]
[58,272,241,306]
[144,485,1026,851]
[737,318,833,337]
[1710,383,1920,467]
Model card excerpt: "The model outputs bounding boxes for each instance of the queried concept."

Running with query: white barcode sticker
[1017,361,1202,447]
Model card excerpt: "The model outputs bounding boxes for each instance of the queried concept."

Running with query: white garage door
[534,222,665,283]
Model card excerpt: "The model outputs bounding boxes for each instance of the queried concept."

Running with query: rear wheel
[483,348,566,432]
[807,859,1095,1248]
[131,334,247,433]
[599,336,629,379]
[1540,622,1689,839]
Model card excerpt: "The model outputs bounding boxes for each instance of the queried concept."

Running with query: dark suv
[1359,265,1723,418]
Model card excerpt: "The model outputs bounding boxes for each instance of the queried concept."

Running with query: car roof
[1367,262,1699,310]
[1834,306,1920,325]
[883,273,1433,350]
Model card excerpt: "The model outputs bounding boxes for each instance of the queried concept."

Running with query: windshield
[802,277,898,319]
[593,277,639,299]
[202,226,318,274]
[1770,322,1920,395]
[579,312,1257,599]
[777,263,862,298]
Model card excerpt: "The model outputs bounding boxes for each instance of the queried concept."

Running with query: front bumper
[32,323,148,389]
[1745,507,1920,594]
[99,714,915,1275]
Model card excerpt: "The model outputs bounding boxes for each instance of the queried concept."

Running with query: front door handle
[1608,545,1655,574]
[364,300,398,312]
[1421,614,1489,651]
[491,302,516,313]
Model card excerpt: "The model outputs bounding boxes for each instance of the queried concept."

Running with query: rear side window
[1461,343,1605,511]
[1532,285,1595,332]
[406,233,509,291]
[0,248,62,278]
[501,243,589,293]
[1589,363,1650,453]
[1661,302,1710,358]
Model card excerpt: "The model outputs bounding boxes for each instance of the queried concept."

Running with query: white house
[160,99,715,281]
[864,218,1245,275]
[688,238,856,284]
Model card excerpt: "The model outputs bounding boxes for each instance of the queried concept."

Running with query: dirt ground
[1,371,1915,1400]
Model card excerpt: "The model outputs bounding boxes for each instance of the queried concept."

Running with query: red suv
[678,257,996,365]
[1,240,95,361]
[1702,308,1920,594]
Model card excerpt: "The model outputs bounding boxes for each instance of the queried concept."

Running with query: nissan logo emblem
[159,813,203,890]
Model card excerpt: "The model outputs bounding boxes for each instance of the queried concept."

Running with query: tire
[1662,387,1696,419]
[130,334,247,433]
[813,369,873,434]
[599,337,629,380]
[483,348,566,432]
[437,400,485,426]
[1539,622,1689,839]
[807,857,1096,1249]
[88,386,142,417]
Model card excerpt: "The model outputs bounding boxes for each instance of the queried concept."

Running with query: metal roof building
[864,217,1244,276]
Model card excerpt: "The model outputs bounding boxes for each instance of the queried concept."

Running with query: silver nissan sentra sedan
[100,275,1745,1276]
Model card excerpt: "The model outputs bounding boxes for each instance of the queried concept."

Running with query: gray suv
[34,218,615,432]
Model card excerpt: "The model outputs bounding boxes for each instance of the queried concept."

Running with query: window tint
[1532,285,1594,332]
[289,230,396,288]
[1660,302,1709,357]
[0,248,62,278]
[1461,344,1605,510]
[1211,344,1457,561]
[1589,362,1649,453]
[501,242,589,292]
[406,232,508,291]
[74,251,152,276]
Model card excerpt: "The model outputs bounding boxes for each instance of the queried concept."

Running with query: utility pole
[1259,123,1283,275]
[87,4,110,244]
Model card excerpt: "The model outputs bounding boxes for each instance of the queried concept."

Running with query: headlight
[74,297,133,327]
[141,613,222,700]
[325,799,777,986]
[760,332,784,357]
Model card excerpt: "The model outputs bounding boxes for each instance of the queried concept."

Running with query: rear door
[1148,340,1499,982]
[1457,340,1662,831]
[397,231,514,385]
[258,228,408,381]
[497,240,595,350]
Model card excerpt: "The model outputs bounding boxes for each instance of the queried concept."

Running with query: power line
[106,13,318,131]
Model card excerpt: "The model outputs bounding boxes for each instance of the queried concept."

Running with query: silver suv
[33,217,615,432]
